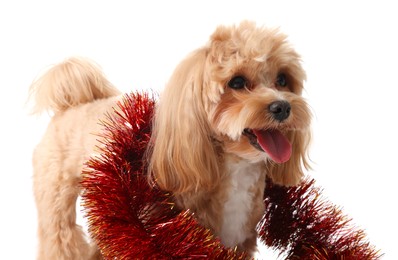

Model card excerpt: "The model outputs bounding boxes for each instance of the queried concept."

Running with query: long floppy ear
[147,48,222,194]
[266,129,311,186]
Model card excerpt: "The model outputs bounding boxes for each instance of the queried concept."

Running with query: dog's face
[149,22,311,193]
[204,22,311,165]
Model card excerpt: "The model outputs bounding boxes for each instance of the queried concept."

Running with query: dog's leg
[33,147,97,260]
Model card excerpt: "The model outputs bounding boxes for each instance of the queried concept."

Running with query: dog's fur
[31,22,311,259]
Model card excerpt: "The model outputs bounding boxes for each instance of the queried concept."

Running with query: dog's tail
[29,57,121,114]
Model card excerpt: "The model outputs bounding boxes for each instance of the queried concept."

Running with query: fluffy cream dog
[31,21,311,259]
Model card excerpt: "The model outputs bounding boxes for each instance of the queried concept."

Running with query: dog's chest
[220,158,263,247]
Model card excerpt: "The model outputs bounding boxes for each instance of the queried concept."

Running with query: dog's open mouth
[243,128,292,163]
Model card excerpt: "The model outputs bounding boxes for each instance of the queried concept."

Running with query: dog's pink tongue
[253,129,292,163]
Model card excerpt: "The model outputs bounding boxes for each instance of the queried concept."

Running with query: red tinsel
[259,178,381,259]
[81,92,381,259]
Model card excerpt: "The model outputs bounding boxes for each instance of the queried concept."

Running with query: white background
[1,1,397,259]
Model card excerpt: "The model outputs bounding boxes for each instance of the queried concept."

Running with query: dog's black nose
[269,101,291,122]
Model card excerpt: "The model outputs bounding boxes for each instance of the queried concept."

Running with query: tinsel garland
[259,179,381,259]
[81,92,381,259]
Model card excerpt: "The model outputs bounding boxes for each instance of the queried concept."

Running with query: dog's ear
[266,129,311,186]
[147,49,222,194]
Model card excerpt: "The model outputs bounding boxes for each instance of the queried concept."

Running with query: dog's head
[148,21,311,193]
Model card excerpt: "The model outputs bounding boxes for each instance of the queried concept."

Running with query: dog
[30,21,311,259]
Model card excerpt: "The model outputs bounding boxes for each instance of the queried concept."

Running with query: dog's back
[30,57,120,260]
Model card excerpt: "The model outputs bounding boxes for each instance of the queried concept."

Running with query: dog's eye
[228,76,247,89]
[276,73,288,87]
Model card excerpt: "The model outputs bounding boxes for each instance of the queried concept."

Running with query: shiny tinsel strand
[258,178,382,259]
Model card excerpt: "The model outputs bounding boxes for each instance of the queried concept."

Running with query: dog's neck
[219,154,266,251]
[174,153,266,253]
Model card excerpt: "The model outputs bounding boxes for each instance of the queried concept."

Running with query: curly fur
[31,22,311,259]
[30,57,120,259]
